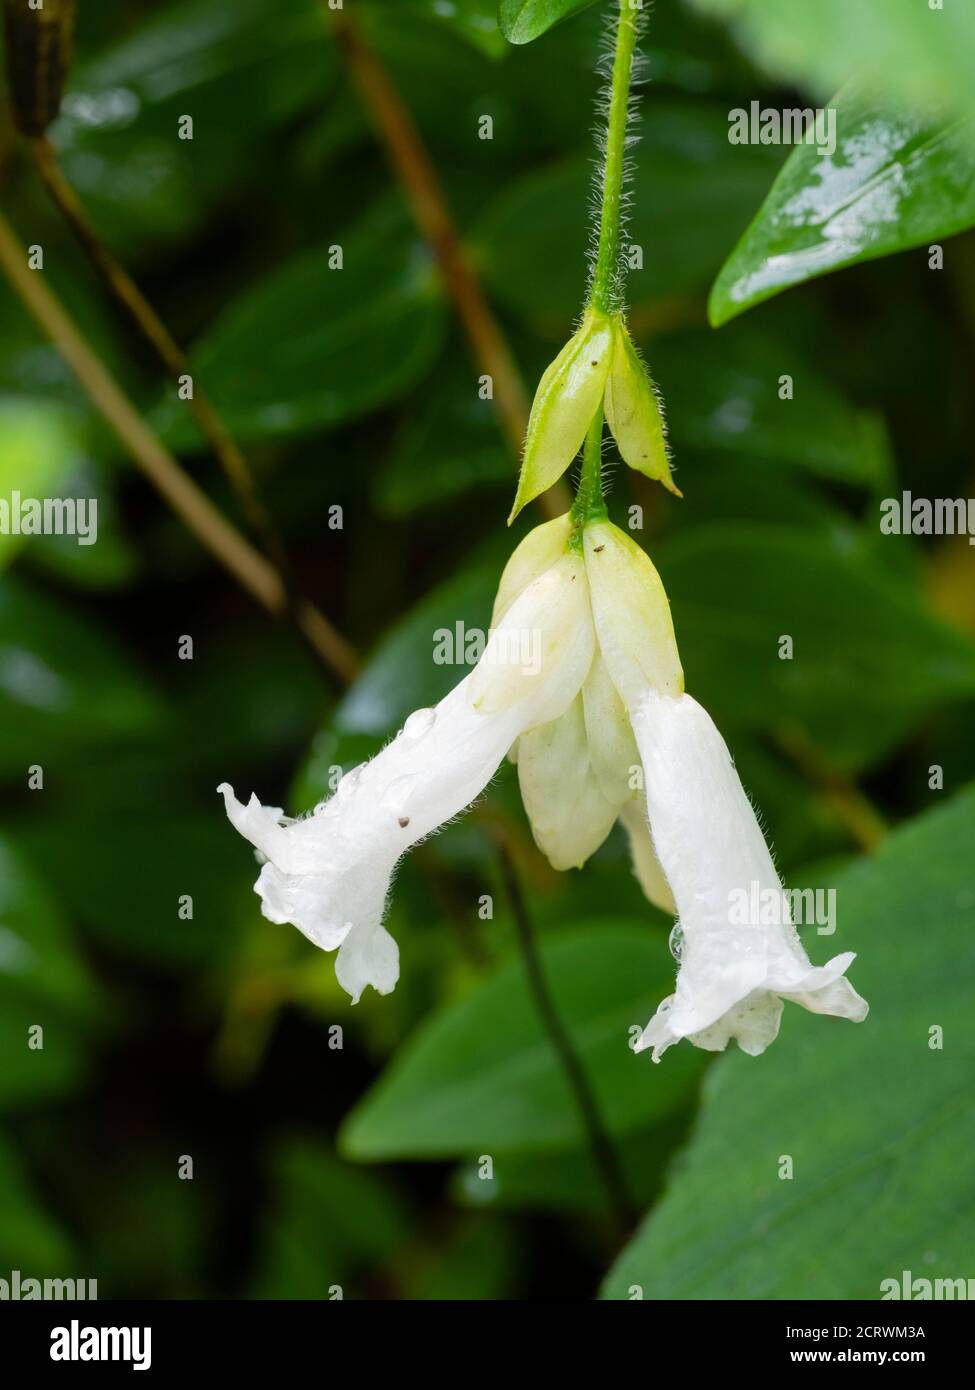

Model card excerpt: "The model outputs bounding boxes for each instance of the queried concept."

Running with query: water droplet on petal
[668,924,684,962]
[382,774,415,813]
[334,765,364,802]
[403,707,436,739]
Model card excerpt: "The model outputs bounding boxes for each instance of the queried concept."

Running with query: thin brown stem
[331,7,570,521]
[26,133,296,584]
[495,835,636,1237]
[0,207,359,684]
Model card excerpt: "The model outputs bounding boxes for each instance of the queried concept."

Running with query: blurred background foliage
[1,0,974,1300]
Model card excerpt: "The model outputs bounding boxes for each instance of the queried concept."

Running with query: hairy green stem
[571,405,608,543]
[590,0,639,314]
[571,1,640,530]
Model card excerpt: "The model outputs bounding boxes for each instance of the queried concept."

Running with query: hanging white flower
[220,517,597,1002]
[220,510,682,999]
[632,691,869,1061]
[221,509,868,1050]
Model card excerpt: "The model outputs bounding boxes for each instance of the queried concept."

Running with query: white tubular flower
[219,516,594,1003]
[632,691,869,1061]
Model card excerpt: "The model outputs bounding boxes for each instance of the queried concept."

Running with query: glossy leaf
[603,785,975,1298]
[711,92,975,325]
[499,0,598,46]
[340,923,706,1159]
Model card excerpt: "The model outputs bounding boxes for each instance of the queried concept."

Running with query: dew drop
[382,774,416,813]
[668,924,685,962]
[335,765,363,799]
[403,707,436,739]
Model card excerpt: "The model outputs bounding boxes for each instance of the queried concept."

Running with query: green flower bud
[509,311,680,523]
[604,320,680,496]
[508,309,613,523]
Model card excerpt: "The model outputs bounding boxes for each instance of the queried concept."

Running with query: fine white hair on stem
[566,416,617,499]
[586,0,651,314]
[597,424,616,497]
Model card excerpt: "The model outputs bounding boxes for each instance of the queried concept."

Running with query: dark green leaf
[710,93,975,326]
[499,0,598,46]
[603,785,975,1298]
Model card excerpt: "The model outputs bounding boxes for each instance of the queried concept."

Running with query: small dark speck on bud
[591,361,599,367]
[398,816,410,828]
[594,544,605,552]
